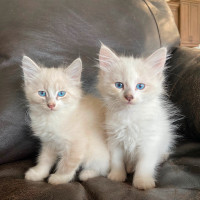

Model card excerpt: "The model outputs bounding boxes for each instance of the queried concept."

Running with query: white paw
[133,175,155,190]
[25,167,47,181]
[79,169,99,181]
[108,169,126,182]
[48,173,73,185]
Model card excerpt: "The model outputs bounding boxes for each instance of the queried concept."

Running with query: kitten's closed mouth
[48,107,56,111]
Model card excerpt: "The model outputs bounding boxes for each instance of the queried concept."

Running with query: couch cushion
[0,142,199,200]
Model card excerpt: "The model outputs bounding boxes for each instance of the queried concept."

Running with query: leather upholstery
[168,47,200,141]
[0,142,200,200]
[0,0,199,199]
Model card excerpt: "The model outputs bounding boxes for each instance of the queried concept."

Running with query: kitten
[22,56,109,185]
[97,44,176,190]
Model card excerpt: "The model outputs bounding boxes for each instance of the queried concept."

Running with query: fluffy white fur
[22,56,109,185]
[98,44,176,190]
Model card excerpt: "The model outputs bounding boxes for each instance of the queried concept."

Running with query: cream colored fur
[97,44,176,190]
[22,56,109,185]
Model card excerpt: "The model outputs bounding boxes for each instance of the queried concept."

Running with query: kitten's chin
[48,108,56,111]
[127,101,134,105]
[123,100,135,106]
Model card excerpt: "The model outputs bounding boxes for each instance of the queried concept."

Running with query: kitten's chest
[108,119,139,150]
[106,111,143,152]
[31,112,65,142]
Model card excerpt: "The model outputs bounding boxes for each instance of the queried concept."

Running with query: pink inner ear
[99,45,119,70]
[66,58,82,81]
[152,57,166,69]
[145,48,167,73]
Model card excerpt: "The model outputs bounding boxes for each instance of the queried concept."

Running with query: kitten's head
[98,44,167,108]
[22,56,82,112]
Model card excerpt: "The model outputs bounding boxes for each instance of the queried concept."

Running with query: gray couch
[0,0,200,199]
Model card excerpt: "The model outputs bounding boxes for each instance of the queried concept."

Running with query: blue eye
[115,82,124,89]
[136,83,145,90]
[38,91,46,97]
[57,91,66,97]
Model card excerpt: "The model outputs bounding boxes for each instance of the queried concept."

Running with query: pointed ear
[145,47,167,74]
[21,55,41,83]
[65,58,82,82]
[99,43,119,71]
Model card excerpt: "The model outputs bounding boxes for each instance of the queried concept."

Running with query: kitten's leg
[25,143,57,181]
[108,145,126,182]
[133,146,161,190]
[48,145,84,185]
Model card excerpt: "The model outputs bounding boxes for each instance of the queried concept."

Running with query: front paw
[108,169,126,182]
[133,175,155,190]
[79,169,98,181]
[48,173,73,185]
[25,167,47,181]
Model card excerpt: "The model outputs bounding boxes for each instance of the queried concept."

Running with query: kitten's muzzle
[47,103,56,110]
[124,94,134,102]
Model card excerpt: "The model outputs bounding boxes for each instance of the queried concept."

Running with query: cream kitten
[98,44,176,190]
[22,56,109,185]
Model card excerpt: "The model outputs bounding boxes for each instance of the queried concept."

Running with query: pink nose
[124,95,134,102]
[47,103,56,109]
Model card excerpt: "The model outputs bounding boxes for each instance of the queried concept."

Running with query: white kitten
[97,44,176,190]
[22,56,109,185]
